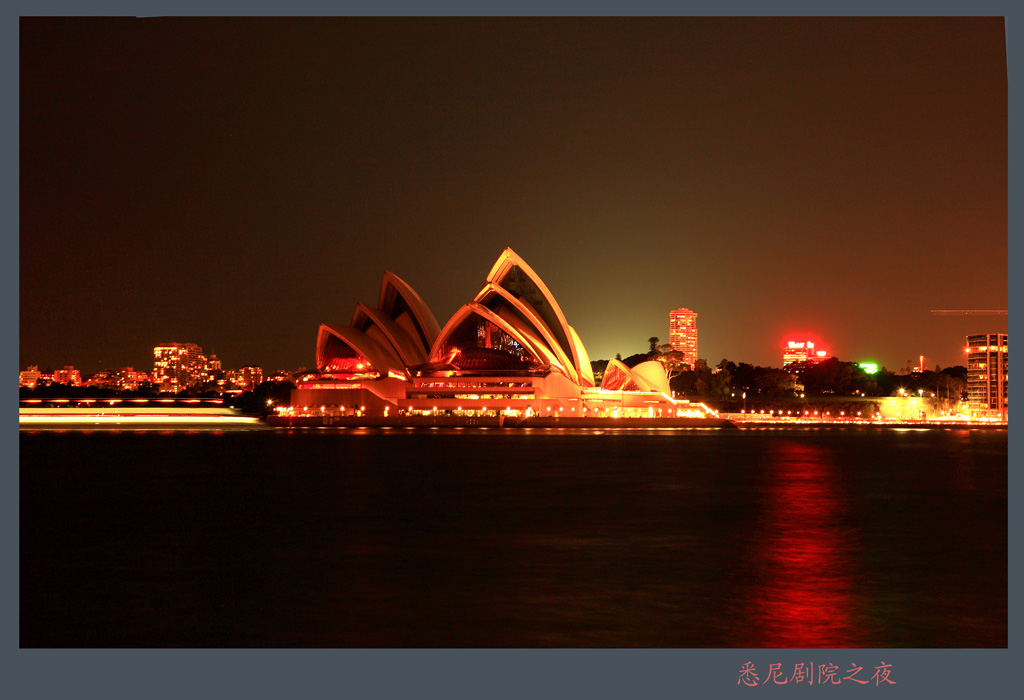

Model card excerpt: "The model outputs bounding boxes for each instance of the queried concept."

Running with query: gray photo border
[6,2,1017,699]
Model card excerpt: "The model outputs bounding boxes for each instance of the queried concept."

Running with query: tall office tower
[153,342,207,390]
[669,308,698,368]
[966,333,1008,420]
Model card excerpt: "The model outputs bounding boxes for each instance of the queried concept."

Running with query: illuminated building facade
[83,367,151,391]
[52,366,82,386]
[669,308,698,368]
[153,342,211,391]
[234,366,264,391]
[19,366,42,389]
[289,249,711,419]
[782,341,829,368]
[966,333,1008,420]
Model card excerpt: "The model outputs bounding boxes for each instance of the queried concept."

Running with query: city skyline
[20,18,1007,375]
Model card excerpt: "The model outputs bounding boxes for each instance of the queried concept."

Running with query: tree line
[591,337,968,401]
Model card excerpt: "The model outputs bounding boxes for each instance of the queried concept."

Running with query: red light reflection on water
[746,441,864,647]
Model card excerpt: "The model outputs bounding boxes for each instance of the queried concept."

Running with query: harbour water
[20,426,1007,647]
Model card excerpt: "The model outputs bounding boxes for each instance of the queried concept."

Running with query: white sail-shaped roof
[484,248,589,384]
[428,302,547,369]
[310,250,602,388]
[473,281,578,382]
[569,326,595,387]
[351,302,428,367]
[599,358,669,395]
[600,358,641,391]
[377,271,441,356]
[316,323,407,378]
[630,360,672,396]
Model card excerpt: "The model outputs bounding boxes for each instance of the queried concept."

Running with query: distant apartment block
[51,366,82,386]
[966,333,1008,420]
[19,365,42,389]
[153,342,215,391]
[783,340,829,368]
[226,365,264,392]
[669,308,698,368]
[84,367,151,391]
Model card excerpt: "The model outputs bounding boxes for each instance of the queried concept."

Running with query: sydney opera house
[285,249,714,422]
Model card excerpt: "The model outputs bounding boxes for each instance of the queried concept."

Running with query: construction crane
[930,310,1007,315]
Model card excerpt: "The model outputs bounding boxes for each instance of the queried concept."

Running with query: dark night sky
[19,17,1007,376]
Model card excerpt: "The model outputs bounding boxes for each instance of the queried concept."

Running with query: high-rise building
[669,308,698,368]
[966,333,1008,420]
[153,342,208,391]
[783,340,829,368]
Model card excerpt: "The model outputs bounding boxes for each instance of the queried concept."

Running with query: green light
[859,363,878,374]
